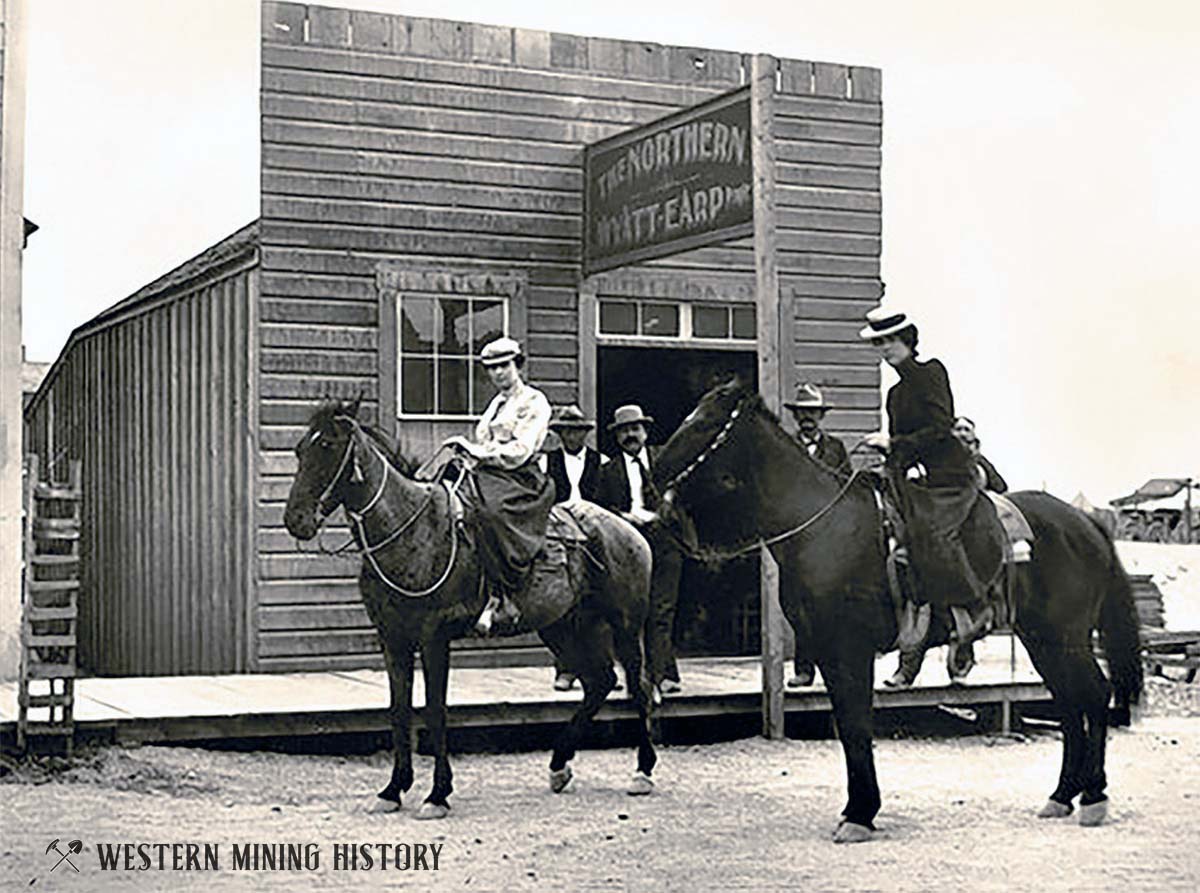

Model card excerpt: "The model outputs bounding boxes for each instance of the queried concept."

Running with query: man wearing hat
[540,404,607,505]
[782,383,848,687]
[785,382,849,471]
[539,404,609,690]
[595,405,684,695]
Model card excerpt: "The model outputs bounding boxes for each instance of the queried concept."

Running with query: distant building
[20,347,49,412]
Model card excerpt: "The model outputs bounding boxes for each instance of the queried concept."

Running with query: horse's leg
[817,629,882,843]
[543,613,616,792]
[415,632,454,820]
[610,613,657,794]
[1021,632,1085,817]
[371,636,415,813]
[1073,649,1115,826]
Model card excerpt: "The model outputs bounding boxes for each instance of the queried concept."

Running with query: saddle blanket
[546,501,590,544]
[985,491,1035,545]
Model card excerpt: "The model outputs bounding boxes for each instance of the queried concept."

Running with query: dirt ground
[2,679,1199,892]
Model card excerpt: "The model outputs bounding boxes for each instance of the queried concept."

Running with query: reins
[302,415,463,598]
[659,395,869,563]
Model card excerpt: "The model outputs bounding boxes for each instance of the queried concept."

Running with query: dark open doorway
[596,345,761,657]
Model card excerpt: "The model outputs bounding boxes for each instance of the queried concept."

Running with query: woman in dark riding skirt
[860,308,1002,683]
[442,337,554,633]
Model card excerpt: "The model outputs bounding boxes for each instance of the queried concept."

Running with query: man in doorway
[541,404,606,504]
[782,383,848,687]
[539,404,609,691]
[596,404,684,696]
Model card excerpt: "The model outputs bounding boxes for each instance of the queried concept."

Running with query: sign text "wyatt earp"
[583,86,753,275]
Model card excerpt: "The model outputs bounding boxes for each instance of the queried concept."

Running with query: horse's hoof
[627,772,654,796]
[1036,799,1073,819]
[415,801,450,821]
[365,796,400,814]
[832,821,873,844]
[1078,798,1108,827]
[549,766,573,794]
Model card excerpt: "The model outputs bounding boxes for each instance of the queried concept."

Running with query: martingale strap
[323,416,464,599]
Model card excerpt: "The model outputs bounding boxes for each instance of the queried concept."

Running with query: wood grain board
[255,5,883,667]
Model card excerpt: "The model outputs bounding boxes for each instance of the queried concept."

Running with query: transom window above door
[399,295,508,416]
[597,299,755,342]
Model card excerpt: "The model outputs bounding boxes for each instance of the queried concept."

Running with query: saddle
[875,476,1035,650]
[442,460,590,635]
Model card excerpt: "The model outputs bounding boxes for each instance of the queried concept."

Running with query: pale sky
[19,0,1200,504]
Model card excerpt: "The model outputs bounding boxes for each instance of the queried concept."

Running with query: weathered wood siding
[24,238,258,675]
[258,2,881,669]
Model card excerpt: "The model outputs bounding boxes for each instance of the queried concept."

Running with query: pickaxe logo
[45,838,82,873]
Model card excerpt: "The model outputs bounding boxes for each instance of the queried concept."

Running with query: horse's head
[653,376,765,550]
[284,396,364,541]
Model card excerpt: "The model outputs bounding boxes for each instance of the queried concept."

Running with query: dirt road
[3,680,1198,891]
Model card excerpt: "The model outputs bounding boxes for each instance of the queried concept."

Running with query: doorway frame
[578,271,793,428]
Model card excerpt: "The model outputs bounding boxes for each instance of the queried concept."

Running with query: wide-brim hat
[784,382,830,411]
[479,336,524,366]
[607,404,654,431]
[859,307,916,340]
[550,404,594,429]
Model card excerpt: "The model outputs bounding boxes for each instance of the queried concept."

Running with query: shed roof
[25,220,260,415]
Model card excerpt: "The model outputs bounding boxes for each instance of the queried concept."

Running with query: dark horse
[653,379,1143,842]
[284,399,657,818]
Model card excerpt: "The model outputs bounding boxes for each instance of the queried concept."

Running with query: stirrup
[895,601,930,652]
[949,604,993,645]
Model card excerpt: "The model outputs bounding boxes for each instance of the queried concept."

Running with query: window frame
[396,295,511,419]
[595,297,757,346]
[377,267,528,431]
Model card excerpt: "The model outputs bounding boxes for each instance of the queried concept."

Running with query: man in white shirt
[596,405,684,696]
[538,405,606,505]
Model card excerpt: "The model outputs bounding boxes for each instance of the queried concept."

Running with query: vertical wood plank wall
[23,256,258,675]
[258,2,881,670]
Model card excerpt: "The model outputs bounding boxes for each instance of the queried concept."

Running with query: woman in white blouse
[442,337,554,633]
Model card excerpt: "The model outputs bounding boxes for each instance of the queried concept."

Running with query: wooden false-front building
[24,2,883,676]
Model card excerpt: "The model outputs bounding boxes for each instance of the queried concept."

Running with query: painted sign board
[583,85,753,275]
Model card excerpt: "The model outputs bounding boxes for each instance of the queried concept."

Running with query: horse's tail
[1087,514,1143,725]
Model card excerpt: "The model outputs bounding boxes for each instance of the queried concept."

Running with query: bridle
[657,392,864,563]
[303,415,461,598]
[657,393,752,495]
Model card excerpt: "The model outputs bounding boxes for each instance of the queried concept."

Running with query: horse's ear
[347,392,363,420]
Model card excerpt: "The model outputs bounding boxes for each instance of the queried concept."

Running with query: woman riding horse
[441,336,555,634]
[860,308,1000,674]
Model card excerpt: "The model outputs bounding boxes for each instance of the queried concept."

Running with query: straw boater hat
[607,404,654,432]
[549,404,594,429]
[479,336,524,366]
[783,382,831,412]
[858,307,916,340]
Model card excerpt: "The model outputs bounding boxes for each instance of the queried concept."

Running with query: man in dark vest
[783,383,848,688]
[595,404,684,696]
[541,404,605,504]
[539,404,609,691]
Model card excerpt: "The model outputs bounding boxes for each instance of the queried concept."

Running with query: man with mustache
[595,405,684,696]
[783,383,848,687]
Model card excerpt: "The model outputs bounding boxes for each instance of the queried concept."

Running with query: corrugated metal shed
[25,222,259,675]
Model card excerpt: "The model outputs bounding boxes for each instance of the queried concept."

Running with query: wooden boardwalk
[1,636,1048,745]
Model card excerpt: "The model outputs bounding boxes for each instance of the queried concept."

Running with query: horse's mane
[314,399,421,477]
[738,390,859,483]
